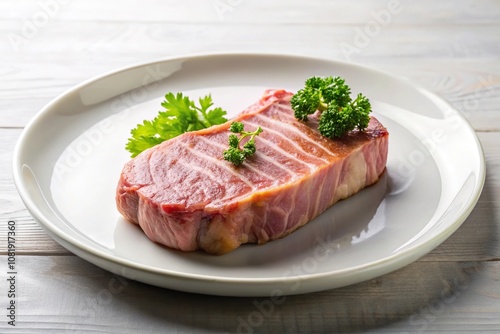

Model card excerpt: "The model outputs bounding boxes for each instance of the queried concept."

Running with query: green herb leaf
[291,76,371,138]
[223,121,263,166]
[126,93,227,157]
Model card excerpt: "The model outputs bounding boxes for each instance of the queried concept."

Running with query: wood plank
[423,132,500,261]
[3,64,499,130]
[0,128,68,254]
[1,0,499,24]
[3,20,500,56]
[0,0,499,332]
[1,129,499,261]
[0,255,498,333]
[2,60,499,131]
[1,21,499,128]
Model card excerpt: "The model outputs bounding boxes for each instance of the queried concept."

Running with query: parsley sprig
[291,76,371,138]
[223,122,263,166]
[125,93,227,157]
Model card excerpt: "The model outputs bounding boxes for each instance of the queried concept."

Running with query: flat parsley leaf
[125,93,228,157]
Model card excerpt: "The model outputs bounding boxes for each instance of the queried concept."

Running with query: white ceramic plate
[13,53,485,297]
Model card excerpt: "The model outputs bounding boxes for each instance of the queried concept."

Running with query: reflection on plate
[13,53,485,296]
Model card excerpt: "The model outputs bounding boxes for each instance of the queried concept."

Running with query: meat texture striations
[116,90,389,254]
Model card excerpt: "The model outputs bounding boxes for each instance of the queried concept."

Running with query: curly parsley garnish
[223,122,263,166]
[291,76,371,138]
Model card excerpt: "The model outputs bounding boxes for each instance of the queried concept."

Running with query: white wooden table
[1,1,499,332]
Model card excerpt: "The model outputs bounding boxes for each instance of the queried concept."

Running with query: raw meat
[116,89,389,254]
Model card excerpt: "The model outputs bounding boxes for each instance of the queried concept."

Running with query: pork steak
[116,89,389,254]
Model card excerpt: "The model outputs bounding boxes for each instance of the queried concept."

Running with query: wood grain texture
[2,56,499,130]
[1,0,499,24]
[1,130,498,260]
[0,255,498,333]
[0,0,499,332]
[1,0,500,129]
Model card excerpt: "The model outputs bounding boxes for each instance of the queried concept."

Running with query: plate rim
[12,52,486,295]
